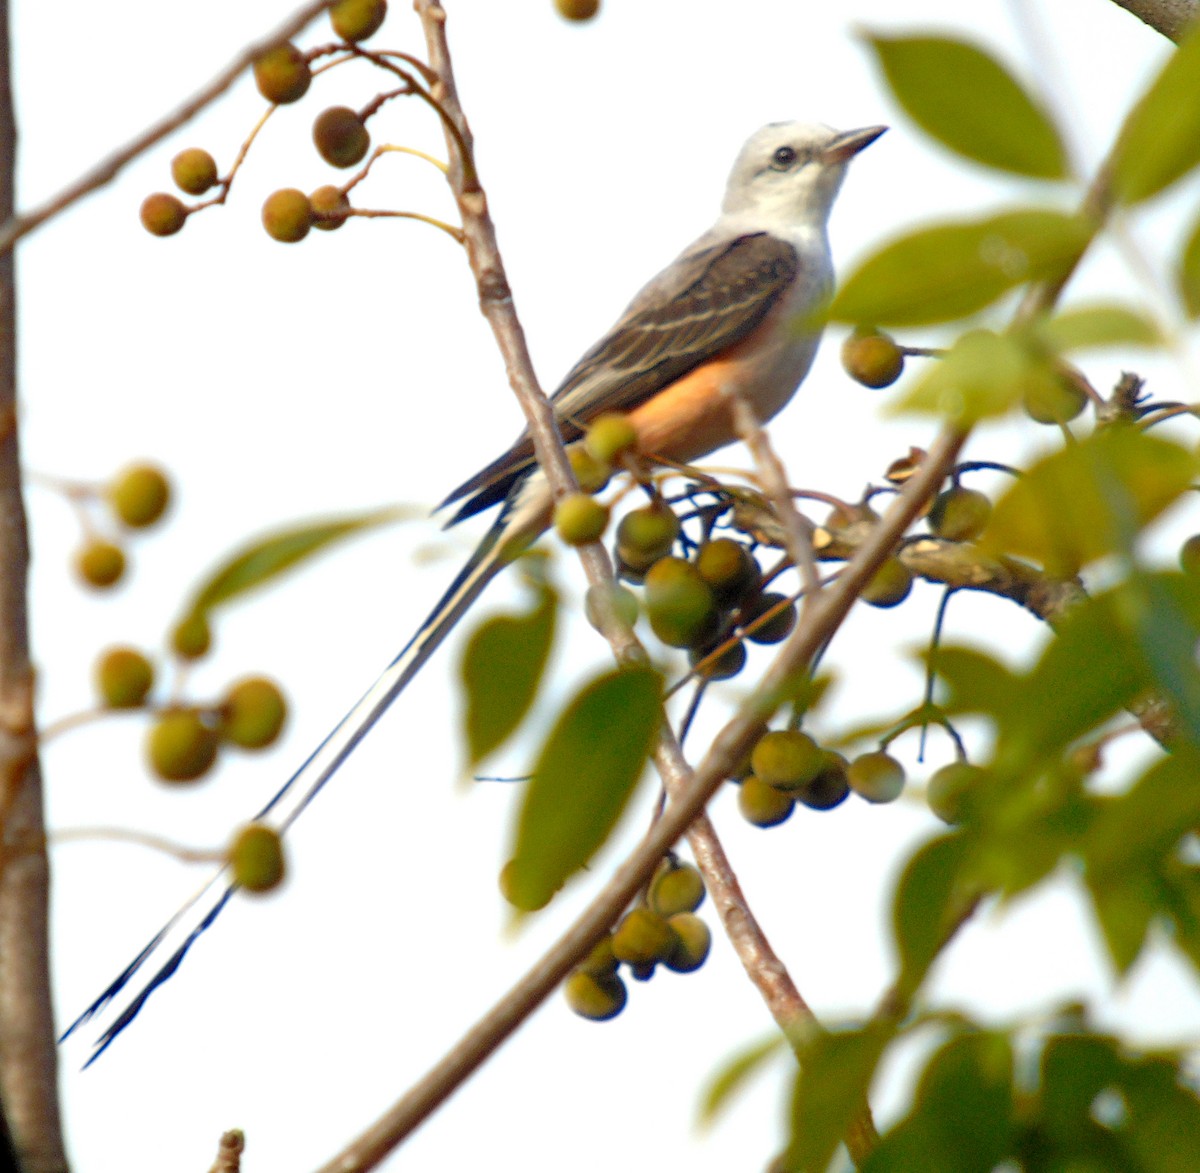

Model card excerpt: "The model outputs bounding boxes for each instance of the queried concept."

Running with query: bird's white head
[721,121,886,229]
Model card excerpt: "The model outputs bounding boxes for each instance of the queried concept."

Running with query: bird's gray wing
[440,232,799,523]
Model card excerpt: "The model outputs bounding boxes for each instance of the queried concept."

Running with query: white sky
[16,1,1200,1170]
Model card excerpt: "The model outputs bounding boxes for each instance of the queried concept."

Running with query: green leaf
[506,665,662,911]
[784,1023,892,1173]
[865,34,1067,179]
[980,429,1198,577]
[1087,867,1160,976]
[1111,22,1200,204]
[185,506,413,615]
[697,1034,787,1128]
[1035,303,1163,351]
[1179,207,1200,318]
[894,328,1040,421]
[893,834,978,994]
[830,209,1094,327]
[928,646,1021,718]
[460,570,557,766]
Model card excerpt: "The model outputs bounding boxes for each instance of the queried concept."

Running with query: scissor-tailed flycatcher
[67,120,883,1058]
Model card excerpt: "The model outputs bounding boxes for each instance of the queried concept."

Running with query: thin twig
[0,0,336,255]
[1105,0,1197,41]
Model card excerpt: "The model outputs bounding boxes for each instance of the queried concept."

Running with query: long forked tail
[64,489,539,1064]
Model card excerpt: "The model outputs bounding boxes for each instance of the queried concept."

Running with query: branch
[0,0,335,256]
[0,2,66,1169]
[1106,0,1197,41]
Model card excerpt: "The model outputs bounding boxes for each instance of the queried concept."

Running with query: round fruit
[554,493,609,546]
[171,148,218,196]
[611,907,677,966]
[95,647,154,709]
[108,463,170,528]
[695,538,760,607]
[1023,374,1087,424]
[927,761,986,825]
[139,193,187,237]
[664,912,712,973]
[689,638,747,681]
[929,486,992,542]
[568,445,610,494]
[76,540,126,589]
[841,329,904,388]
[228,823,285,893]
[172,611,212,660]
[313,106,370,169]
[847,751,906,804]
[738,775,795,827]
[330,0,387,41]
[253,43,311,105]
[615,501,679,573]
[583,582,639,631]
[310,185,350,231]
[797,751,851,811]
[1180,534,1200,576]
[584,413,638,466]
[649,861,705,917]
[555,0,601,19]
[751,730,823,792]
[643,556,718,648]
[741,591,797,644]
[262,188,312,243]
[564,969,626,1021]
[220,677,287,750]
[860,558,913,608]
[578,934,619,978]
[146,708,219,783]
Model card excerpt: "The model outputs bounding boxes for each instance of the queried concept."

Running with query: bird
[65,120,884,1060]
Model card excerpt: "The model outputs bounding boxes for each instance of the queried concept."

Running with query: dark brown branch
[0,3,65,1170]
[0,0,335,256]
[1106,0,1197,41]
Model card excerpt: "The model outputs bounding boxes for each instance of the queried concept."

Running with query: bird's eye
[771,145,798,171]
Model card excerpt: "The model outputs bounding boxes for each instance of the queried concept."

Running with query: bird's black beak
[823,125,888,163]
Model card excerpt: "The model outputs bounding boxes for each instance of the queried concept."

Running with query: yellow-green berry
[615,501,679,574]
[567,446,610,494]
[797,751,851,811]
[95,647,154,709]
[311,185,350,231]
[650,860,705,916]
[611,907,677,966]
[643,556,718,649]
[76,541,126,589]
[927,761,986,825]
[564,969,626,1020]
[253,43,311,105]
[584,412,638,466]
[171,148,218,196]
[695,538,760,607]
[1023,372,1087,424]
[330,0,387,41]
[664,912,711,973]
[554,0,601,19]
[689,638,747,681]
[221,677,287,750]
[108,463,170,528]
[554,493,609,546]
[228,823,286,893]
[842,328,904,388]
[928,487,991,542]
[860,558,912,608]
[847,751,906,804]
[140,193,187,237]
[751,730,823,792]
[172,612,212,660]
[738,775,794,827]
[262,189,312,243]
[146,708,219,783]
[578,934,619,978]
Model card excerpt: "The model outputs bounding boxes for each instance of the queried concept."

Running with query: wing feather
[440,232,798,523]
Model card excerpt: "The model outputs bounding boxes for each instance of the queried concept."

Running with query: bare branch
[1106,0,1197,41]
[0,0,335,256]
[0,2,66,1169]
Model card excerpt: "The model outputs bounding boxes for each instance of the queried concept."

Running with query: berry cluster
[564,857,711,1021]
[70,463,171,591]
